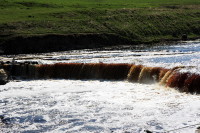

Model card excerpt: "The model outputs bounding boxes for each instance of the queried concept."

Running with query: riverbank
[0,0,200,54]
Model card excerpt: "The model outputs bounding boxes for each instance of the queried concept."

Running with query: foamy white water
[0,80,200,133]
[0,40,200,132]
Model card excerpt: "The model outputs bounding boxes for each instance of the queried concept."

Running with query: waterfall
[1,63,200,94]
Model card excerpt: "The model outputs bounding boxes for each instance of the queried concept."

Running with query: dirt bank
[0,33,199,55]
[0,33,131,55]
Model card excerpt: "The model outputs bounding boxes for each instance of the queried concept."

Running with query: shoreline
[1,0,200,55]
[0,33,199,55]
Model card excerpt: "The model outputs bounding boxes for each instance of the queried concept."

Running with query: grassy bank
[0,0,200,52]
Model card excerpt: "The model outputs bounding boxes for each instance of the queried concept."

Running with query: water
[0,80,200,133]
[0,40,200,132]
[1,40,199,73]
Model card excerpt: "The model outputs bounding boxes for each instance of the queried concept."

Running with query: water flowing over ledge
[1,63,200,94]
[1,41,200,133]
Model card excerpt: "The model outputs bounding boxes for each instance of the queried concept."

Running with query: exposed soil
[0,33,132,55]
[0,33,199,55]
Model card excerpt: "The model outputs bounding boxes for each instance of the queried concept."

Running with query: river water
[0,40,200,133]
[1,40,200,73]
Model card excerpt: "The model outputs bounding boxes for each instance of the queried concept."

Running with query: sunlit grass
[0,0,200,43]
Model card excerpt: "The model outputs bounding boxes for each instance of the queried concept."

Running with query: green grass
[0,0,200,43]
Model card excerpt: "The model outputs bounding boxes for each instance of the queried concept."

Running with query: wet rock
[0,69,8,85]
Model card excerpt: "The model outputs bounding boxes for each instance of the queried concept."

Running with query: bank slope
[0,0,200,54]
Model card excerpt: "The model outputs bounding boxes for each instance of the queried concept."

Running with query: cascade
[1,63,200,94]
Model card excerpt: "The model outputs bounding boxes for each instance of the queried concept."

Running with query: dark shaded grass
[16,2,61,8]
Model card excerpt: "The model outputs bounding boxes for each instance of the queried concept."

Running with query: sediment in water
[1,63,199,94]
